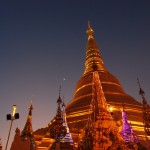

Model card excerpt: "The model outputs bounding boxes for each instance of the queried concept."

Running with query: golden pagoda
[11,102,36,150]
[11,128,31,150]
[65,22,148,147]
[79,70,128,150]
[21,102,37,150]
[34,93,74,150]
[33,23,149,149]
[49,93,74,150]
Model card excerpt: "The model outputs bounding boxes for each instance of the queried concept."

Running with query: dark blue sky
[0,0,150,149]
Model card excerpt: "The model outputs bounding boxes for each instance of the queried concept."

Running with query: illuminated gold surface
[33,24,148,149]
[65,24,146,148]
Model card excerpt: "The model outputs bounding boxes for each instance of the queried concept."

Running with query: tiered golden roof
[33,23,149,149]
[66,23,147,147]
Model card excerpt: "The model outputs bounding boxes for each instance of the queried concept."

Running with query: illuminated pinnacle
[29,101,33,116]
[86,21,94,39]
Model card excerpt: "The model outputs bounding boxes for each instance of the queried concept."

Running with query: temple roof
[21,102,34,138]
[10,128,30,150]
[20,102,36,149]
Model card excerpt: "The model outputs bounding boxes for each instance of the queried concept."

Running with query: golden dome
[66,23,144,145]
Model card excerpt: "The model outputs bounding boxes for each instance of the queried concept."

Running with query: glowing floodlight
[5,105,19,150]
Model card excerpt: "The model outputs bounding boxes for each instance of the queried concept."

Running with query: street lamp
[5,105,19,150]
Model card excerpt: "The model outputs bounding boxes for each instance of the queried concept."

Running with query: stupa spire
[137,79,150,136]
[60,100,74,146]
[10,128,25,150]
[86,21,94,40]
[121,109,139,145]
[50,87,66,139]
[50,88,75,149]
[83,22,105,75]
[21,101,36,150]
[120,108,140,150]
[56,87,63,128]
[79,71,127,150]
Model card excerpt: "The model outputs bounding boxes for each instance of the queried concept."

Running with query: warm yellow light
[107,104,113,112]
[109,107,113,112]
[12,105,17,117]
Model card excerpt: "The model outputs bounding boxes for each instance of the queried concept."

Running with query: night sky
[0,1,150,149]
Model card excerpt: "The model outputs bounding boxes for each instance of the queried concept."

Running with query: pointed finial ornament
[86,21,94,39]
[29,101,33,110]
[57,86,62,104]
[137,78,145,96]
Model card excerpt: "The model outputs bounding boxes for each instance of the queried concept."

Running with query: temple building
[11,128,31,150]
[11,23,150,149]
[79,70,128,150]
[65,22,149,148]
[11,102,36,150]
[33,91,74,150]
[49,93,74,150]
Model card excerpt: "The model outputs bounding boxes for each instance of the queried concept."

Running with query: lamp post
[5,105,19,150]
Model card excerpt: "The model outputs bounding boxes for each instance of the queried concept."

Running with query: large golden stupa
[65,23,147,144]
[31,23,149,149]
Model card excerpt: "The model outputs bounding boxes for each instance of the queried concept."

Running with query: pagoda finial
[86,21,94,39]
[29,101,33,110]
[137,78,145,96]
[57,86,62,104]
[83,22,105,75]
[21,101,36,149]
